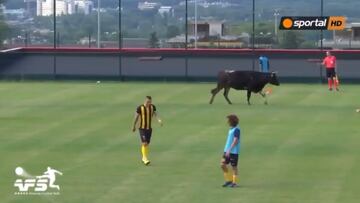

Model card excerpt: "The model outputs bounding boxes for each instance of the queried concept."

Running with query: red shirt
[323,56,336,69]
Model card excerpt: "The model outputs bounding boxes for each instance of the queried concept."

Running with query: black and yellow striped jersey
[136,104,157,130]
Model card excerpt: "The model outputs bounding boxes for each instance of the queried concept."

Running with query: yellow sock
[232,175,238,184]
[144,145,149,159]
[227,172,233,182]
[223,172,229,181]
[223,171,232,182]
[227,168,233,181]
[141,145,147,160]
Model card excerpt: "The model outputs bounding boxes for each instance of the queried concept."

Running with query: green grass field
[0,82,359,203]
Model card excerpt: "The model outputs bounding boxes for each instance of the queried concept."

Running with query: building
[24,0,37,16]
[37,0,68,16]
[167,22,250,48]
[36,0,93,16]
[323,23,360,49]
[138,2,160,11]
[158,6,174,17]
[179,1,240,8]
[74,0,93,15]
[188,21,225,39]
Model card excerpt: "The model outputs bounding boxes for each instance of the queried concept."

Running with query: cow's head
[270,72,280,86]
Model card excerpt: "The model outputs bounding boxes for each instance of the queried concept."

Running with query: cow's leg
[209,85,223,104]
[247,90,252,105]
[223,87,232,104]
[260,92,268,105]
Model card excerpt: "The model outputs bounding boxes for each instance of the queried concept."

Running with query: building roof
[349,23,360,28]
[188,21,225,25]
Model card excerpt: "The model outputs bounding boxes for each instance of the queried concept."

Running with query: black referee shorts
[139,129,152,144]
[326,68,336,78]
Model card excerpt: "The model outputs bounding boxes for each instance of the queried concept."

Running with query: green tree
[166,25,180,39]
[279,31,304,49]
[299,41,317,49]
[149,32,159,48]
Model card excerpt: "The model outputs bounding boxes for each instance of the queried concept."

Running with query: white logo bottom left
[14,166,63,195]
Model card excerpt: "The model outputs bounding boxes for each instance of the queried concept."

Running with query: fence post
[24,32,28,47]
[118,0,123,81]
[185,0,189,80]
[319,0,324,83]
[88,33,91,48]
[252,0,256,71]
[57,32,60,47]
[53,0,57,79]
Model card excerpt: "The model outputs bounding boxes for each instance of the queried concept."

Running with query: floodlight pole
[252,0,255,71]
[274,10,280,39]
[97,0,101,48]
[53,0,57,79]
[185,0,188,49]
[185,0,189,80]
[194,0,198,48]
[118,0,122,49]
[53,0,56,49]
[118,0,122,80]
[320,0,324,83]
[320,0,323,51]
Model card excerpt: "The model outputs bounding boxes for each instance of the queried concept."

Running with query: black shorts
[139,129,152,144]
[222,153,239,167]
[326,68,336,78]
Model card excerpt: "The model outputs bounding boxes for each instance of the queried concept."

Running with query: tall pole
[97,0,101,48]
[53,0,57,79]
[185,0,188,49]
[53,0,56,49]
[194,0,198,48]
[252,0,255,71]
[320,0,324,83]
[320,0,323,50]
[118,0,122,49]
[118,0,122,80]
[274,10,279,39]
[25,31,28,47]
[185,0,189,80]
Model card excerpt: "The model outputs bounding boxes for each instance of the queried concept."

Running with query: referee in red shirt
[322,51,339,91]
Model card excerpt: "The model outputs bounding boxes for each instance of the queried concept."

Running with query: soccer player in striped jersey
[221,114,241,188]
[132,96,162,165]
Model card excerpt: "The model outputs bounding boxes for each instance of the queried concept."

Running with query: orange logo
[328,16,346,30]
[282,18,293,29]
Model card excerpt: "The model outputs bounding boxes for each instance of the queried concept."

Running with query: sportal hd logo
[279,16,346,30]
[14,166,63,195]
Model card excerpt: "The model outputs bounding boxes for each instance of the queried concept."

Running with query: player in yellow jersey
[132,96,162,165]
